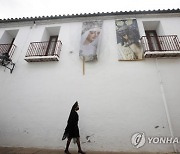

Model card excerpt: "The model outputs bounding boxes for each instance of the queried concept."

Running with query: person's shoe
[78,150,86,154]
[64,149,71,154]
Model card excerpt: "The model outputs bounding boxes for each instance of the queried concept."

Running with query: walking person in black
[62,101,86,154]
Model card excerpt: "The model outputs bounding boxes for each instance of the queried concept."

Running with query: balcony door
[46,36,58,56]
[8,38,15,53]
[145,31,161,51]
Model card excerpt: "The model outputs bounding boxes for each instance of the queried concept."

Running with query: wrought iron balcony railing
[0,44,16,58]
[140,35,180,57]
[25,40,62,62]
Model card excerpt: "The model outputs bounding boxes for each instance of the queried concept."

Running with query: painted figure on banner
[115,19,143,60]
[79,20,103,62]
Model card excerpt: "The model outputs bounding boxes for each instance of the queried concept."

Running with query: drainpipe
[155,58,177,153]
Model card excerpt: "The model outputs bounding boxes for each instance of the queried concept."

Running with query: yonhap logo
[131,132,180,148]
[131,132,146,148]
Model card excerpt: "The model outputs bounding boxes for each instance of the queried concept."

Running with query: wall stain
[82,134,95,144]
[155,126,159,129]
[23,130,29,134]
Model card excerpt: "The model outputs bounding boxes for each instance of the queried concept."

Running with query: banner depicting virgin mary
[79,20,103,62]
[115,19,143,60]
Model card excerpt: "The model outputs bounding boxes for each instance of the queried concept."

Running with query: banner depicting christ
[115,19,143,60]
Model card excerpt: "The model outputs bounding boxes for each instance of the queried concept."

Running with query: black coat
[62,103,80,140]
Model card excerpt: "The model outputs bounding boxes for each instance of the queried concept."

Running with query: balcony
[140,35,180,58]
[25,40,62,62]
[0,44,16,58]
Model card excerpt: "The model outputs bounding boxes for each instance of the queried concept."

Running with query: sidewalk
[0,147,176,154]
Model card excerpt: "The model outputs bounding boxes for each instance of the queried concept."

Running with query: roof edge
[0,8,180,23]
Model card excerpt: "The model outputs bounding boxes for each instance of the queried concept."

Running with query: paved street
[0,147,176,154]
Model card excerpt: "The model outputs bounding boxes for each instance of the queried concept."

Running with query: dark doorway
[8,38,15,53]
[145,30,161,51]
[46,36,58,56]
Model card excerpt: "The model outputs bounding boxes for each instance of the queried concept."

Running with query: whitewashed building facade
[0,9,180,153]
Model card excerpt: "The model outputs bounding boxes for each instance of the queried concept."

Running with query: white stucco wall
[0,14,180,153]
[138,17,180,37]
[0,31,12,44]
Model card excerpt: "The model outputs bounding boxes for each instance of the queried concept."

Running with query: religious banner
[115,19,143,60]
[79,20,103,62]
